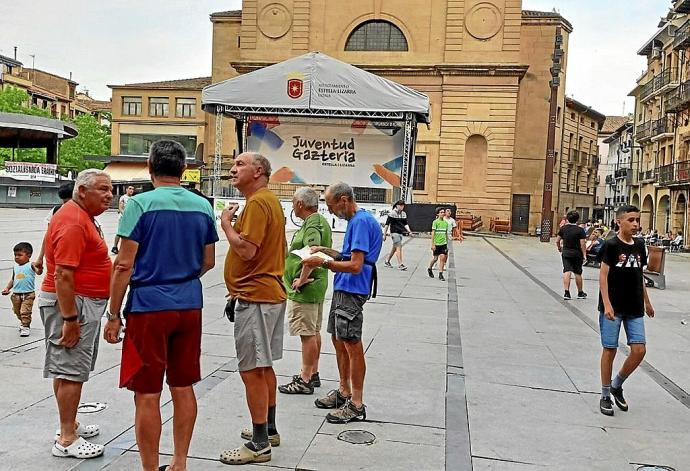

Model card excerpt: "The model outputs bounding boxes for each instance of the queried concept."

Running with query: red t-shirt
[42,200,112,298]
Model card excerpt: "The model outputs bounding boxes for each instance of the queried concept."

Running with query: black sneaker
[438,272,445,281]
[599,396,614,416]
[325,400,366,424]
[384,261,393,268]
[310,372,321,388]
[278,376,314,395]
[577,291,588,299]
[428,268,434,278]
[563,290,571,300]
[610,386,628,411]
[111,247,119,255]
[315,389,349,409]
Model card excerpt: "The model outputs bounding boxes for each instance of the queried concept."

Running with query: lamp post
[540,27,563,242]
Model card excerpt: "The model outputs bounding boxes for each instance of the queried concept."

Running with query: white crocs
[52,436,104,459]
[55,422,100,441]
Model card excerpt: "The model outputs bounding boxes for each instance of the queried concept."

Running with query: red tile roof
[108,76,211,90]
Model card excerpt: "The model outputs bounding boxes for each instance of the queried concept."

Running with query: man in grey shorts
[39,169,113,459]
[219,153,287,465]
[383,200,412,270]
[303,182,383,424]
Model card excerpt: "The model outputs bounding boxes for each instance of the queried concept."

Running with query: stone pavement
[0,208,689,470]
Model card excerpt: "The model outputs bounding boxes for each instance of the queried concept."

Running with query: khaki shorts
[287,300,323,336]
[38,292,106,383]
[234,300,285,372]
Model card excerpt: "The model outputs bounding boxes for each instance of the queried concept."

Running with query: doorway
[511,194,530,233]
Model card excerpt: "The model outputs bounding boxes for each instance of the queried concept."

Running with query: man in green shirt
[428,207,450,281]
[279,187,333,395]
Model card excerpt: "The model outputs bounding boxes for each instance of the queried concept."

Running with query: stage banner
[4,161,58,182]
[246,116,405,189]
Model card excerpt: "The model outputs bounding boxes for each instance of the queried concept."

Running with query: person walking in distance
[103,140,218,471]
[445,208,464,241]
[2,242,39,337]
[302,182,383,424]
[555,210,587,300]
[383,200,413,270]
[597,205,654,416]
[278,187,332,395]
[428,207,449,281]
[219,152,287,465]
[112,185,135,255]
[39,169,113,459]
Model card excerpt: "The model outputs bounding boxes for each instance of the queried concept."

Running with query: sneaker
[19,326,30,337]
[310,372,321,388]
[599,396,614,416]
[326,400,366,424]
[314,389,350,409]
[577,291,588,299]
[610,386,628,411]
[563,290,571,300]
[399,264,408,271]
[427,268,434,278]
[111,247,119,255]
[384,261,393,268]
[438,272,445,281]
[278,376,314,395]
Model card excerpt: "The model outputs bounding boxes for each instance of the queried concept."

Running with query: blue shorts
[598,312,646,349]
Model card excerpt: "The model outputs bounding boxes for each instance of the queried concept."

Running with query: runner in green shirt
[279,187,332,395]
[428,207,450,281]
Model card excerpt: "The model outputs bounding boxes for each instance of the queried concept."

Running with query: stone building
[595,116,629,221]
[205,1,574,233]
[630,0,690,238]
[602,120,634,224]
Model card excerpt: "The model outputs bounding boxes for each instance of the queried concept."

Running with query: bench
[644,245,666,290]
[490,217,511,233]
[457,213,483,231]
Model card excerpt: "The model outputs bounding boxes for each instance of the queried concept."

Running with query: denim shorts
[598,312,646,348]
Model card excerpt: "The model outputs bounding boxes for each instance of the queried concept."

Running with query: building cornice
[231,62,529,79]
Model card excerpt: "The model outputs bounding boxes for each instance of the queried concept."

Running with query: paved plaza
[1,208,689,470]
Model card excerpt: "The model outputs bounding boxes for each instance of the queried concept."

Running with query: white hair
[327,182,354,201]
[73,169,111,198]
[293,187,319,209]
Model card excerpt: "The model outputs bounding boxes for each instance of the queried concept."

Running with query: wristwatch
[106,310,121,321]
[321,258,330,270]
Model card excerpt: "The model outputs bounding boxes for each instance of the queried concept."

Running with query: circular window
[465,2,503,40]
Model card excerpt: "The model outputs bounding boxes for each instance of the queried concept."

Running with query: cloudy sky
[1,0,664,116]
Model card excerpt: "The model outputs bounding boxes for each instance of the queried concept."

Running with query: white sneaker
[19,326,30,337]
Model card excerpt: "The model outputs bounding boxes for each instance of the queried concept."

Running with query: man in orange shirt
[38,169,113,460]
[219,153,287,465]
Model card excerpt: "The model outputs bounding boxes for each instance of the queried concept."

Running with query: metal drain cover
[637,466,675,471]
[337,429,376,445]
[77,402,107,413]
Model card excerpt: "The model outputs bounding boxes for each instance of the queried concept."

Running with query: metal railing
[640,68,678,101]
[674,19,690,49]
[657,160,690,185]
[664,79,690,112]
[635,121,652,141]
[651,116,674,138]
[640,168,656,182]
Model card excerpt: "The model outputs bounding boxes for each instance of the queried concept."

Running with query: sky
[1,0,665,116]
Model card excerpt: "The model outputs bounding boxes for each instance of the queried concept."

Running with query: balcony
[657,161,690,186]
[651,116,675,140]
[635,121,652,142]
[664,79,690,112]
[675,1,690,16]
[675,19,690,49]
[605,174,614,185]
[614,168,629,179]
[640,68,679,102]
[640,168,657,182]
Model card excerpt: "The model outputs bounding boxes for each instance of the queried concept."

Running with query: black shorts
[562,254,583,275]
[433,244,448,256]
[327,291,368,342]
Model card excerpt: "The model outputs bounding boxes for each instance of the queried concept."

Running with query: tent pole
[213,105,223,197]
[400,113,414,203]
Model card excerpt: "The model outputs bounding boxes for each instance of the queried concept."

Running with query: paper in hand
[291,247,333,261]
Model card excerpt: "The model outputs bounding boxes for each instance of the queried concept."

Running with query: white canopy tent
[201,52,430,200]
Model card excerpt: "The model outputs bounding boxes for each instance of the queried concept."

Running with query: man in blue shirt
[303,182,383,424]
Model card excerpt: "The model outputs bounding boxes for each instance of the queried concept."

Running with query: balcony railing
[674,18,690,49]
[640,68,679,101]
[640,168,656,182]
[615,168,628,179]
[651,116,674,139]
[635,121,652,141]
[605,174,614,185]
[657,161,690,186]
[664,79,690,112]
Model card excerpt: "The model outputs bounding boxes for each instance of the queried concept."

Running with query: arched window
[345,20,408,51]
[463,135,488,192]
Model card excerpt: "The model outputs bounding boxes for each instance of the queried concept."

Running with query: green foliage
[0,86,111,172]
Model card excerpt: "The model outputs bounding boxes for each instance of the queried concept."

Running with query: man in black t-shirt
[597,205,655,417]
[383,201,413,270]
[555,210,587,300]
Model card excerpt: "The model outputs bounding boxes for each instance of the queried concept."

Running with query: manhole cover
[637,466,675,471]
[337,430,376,445]
[77,402,107,413]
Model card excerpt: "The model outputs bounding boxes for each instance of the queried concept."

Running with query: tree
[58,113,110,173]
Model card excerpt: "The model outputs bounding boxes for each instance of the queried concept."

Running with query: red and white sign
[287,78,303,99]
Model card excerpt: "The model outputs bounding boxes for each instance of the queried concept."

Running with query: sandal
[239,428,281,446]
[55,422,100,441]
[220,444,271,465]
[52,436,104,459]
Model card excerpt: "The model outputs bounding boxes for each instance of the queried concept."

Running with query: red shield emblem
[287,78,303,99]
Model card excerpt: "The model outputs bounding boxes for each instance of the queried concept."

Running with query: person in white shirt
[111,185,134,254]
[444,208,464,241]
